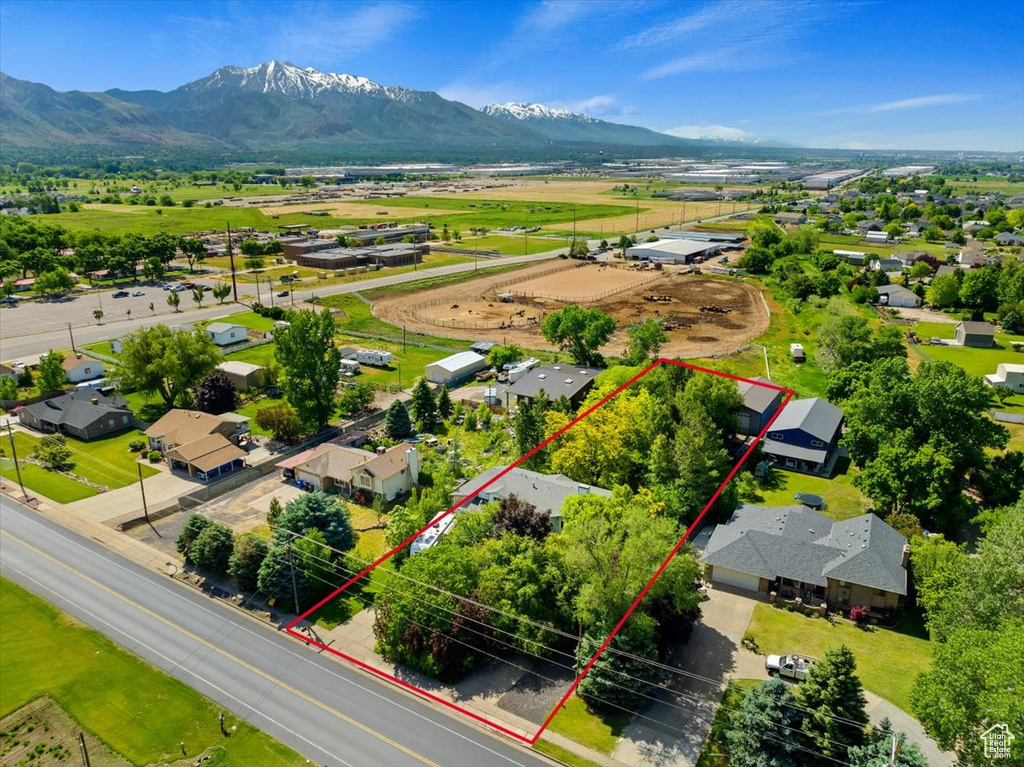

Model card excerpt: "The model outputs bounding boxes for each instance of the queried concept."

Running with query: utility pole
[137,462,149,524]
[285,539,300,615]
[78,732,91,767]
[255,275,261,305]
[269,278,275,308]
[635,197,639,233]
[66,322,76,354]
[6,424,28,502]
[226,223,238,303]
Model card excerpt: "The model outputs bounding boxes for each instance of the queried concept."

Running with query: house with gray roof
[762,397,844,475]
[955,320,996,348]
[453,466,611,533]
[994,231,1024,246]
[874,283,921,308]
[504,365,601,411]
[18,390,133,441]
[701,504,908,611]
[736,376,785,436]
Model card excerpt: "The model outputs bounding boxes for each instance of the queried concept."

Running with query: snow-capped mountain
[186,60,388,99]
[483,102,598,123]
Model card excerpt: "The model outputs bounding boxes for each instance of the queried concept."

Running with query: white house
[424,351,487,385]
[205,322,247,347]
[870,258,903,274]
[985,364,1024,394]
[60,354,104,384]
[874,284,921,308]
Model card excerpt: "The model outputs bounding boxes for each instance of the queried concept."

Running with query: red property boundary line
[285,359,795,745]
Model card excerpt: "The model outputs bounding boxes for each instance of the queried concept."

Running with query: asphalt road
[0,496,551,767]
[0,249,563,361]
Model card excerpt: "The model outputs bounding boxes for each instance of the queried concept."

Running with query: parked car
[132,290,145,297]
[276,290,289,297]
[112,290,129,298]
[766,653,816,681]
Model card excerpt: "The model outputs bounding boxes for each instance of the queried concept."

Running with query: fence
[430,246,502,258]
[507,272,663,303]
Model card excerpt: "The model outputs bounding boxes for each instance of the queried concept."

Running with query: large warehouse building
[626,238,720,264]
[293,242,427,270]
[424,351,488,385]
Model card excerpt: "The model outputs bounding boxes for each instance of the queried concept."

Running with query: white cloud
[518,0,599,35]
[866,93,981,112]
[665,124,755,140]
[274,2,420,62]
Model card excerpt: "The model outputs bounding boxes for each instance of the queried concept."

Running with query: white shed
[205,322,247,346]
[626,239,719,263]
[874,284,921,308]
[424,351,487,385]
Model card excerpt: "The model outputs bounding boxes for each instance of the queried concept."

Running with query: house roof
[702,505,907,595]
[145,409,230,446]
[505,365,602,401]
[165,433,245,472]
[875,284,919,300]
[59,354,99,372]
[737,376,782,415]
[217,360,264,376]
[359,444,414,479]
[290,442,413,483]
[21,390,130,430]
[453,466,611,518]
[957,320,996,336]
[766,397,843,441]
[206,322,244,334]
[426,351,486,374]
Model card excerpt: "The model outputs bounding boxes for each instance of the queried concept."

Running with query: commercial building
[625,238,720,263]
[424,351,488,385]
[293,242,426,271]
[802,169,863,190]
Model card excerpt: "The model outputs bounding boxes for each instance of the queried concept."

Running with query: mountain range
[0,61,760,163]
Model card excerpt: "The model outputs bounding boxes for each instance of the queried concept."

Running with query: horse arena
[373,261,771,357]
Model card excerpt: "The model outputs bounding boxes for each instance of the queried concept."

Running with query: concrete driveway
[611,585,759,767]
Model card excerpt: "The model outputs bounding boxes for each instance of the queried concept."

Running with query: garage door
[712,566,761,592]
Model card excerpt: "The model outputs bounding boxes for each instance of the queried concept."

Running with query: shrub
[176,514,211,562]
[148,450,163,462]
[128,439,147,453]
[849,605,870,625]
[741,632,760,653]
[190,522,235,574]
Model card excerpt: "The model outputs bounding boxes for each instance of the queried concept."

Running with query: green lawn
[0,577,305,767]
[909,325,1024,378]
[745,602,932,712]
[82,340,118,359]
[534,739,606,767]
[1,456,97,503]
[340,340,450,390]
[222,342,277,367]
[121,389,170,423]
[455,234,564,255]
[545,695,630,755]
[740,457,871,521]
[695,679,760,767]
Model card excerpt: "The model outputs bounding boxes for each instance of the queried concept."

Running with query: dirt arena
[258,200,441,218]
[374,261,770,357]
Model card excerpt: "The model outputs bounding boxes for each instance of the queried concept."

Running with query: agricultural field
[373,260,769,358]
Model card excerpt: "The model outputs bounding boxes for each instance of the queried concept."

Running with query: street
[0,495,552,767]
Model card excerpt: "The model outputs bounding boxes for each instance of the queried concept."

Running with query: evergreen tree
[797,645,869,759]
[275,492,355,554]
[229,533,269,592]
[576,616,661,711]
[436,385,453,420]
[267,496,284,527]
[724,679,806,767]
[514,394,548,470]
[848,719,927,767]
[409,377,436,430]
[256,543,310,609]
[190,522,235,575]
[384,400,412,438]
[175,513,211,564]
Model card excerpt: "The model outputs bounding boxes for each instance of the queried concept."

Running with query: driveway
[611,585,759,767]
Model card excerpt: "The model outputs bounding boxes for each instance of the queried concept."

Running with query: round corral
[412,297,545,330]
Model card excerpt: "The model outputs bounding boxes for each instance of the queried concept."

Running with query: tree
[0,376,17,401]
[179,237,206,272]
[141,257,164,283]
[267,496,284,526]
[33,267,75,297]
[436,385,453,420]
[514,394,548,470]
[927,273,960,309]
[190,522,235,574]
[176,513,211,563]
[255,402,303,441]
[491,494,551,541]
[166,289,180,312]
[274,491,355,554]
[212,282,232,304]
[409,377,436,431]
[117,325,221,408]
[92,309,104,324]
[274,309,341,430]
[384,400,412,439]
[36,350,66,395]
[337,381,375,416]
[797,645,868,759]
[724,679,807,767]
[229,533,268,592]
[256,543,309,607]
[617,234,635,257]
[576,616,662,711]
[959,266,1000,312]
[737,245,774,274]
[488,344,524,371]
[34,434,73,470]
[541,305,616,367]
[244,257,265,272]
[623,317,668,365]
[848,719,928,767]
[677,372,742,437]
[191,286,205,307]
[293,527,338,600]
[193,370,239,414]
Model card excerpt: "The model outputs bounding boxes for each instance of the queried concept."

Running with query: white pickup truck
[765,653,816,681]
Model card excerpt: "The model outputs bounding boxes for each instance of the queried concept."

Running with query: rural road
[0,496,552,767]
[0,249,565,361]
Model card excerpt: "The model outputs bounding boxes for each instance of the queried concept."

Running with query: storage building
[625,239,719,264]
[424,351,488,385]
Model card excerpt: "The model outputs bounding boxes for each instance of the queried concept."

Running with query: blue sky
[1,0,1022,151]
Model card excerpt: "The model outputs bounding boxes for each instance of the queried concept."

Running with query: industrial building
[881,166,935,177]
[424,351,488,385]
[293,242,427,271]
[626,238,720,263]
[802,169,863,190]
[662,231,746,244]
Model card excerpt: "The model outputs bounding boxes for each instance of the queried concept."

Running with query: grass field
[945,176,1024,195]
[0,577,305,766]
[1,456,97,503]
[745,602,932,712]
[546,696,630,755]
[321,292,473,351]
[909,322,1024,378]
[534,739,605,767]
[455,234,564,255]
[740,457,870,521]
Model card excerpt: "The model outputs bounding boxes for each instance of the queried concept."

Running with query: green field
[741,457,870,521]
[545,696,630,755]
[910,322,1024,378]
[455,234,565,255]
[335,335,450,389]
[321,293,472,351]
[945,176,1024,195]
[0,577,305,766]
[745,602,932,712]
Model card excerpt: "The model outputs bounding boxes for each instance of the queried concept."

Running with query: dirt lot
[1,699,133,767]
[374,261,769,357]
[258,200,440,218]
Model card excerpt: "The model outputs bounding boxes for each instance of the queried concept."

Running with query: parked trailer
[411,511,457,555]
[339,359,361,376]
[507,357,541,384]
[355,349,395,366]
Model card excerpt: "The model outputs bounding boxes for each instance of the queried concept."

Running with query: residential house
[874,284,921,308]
[856,219,884,234]
[146,409,248,480]
[958,239,986,267]
[955,320,996,348]
[893,250,928,268]
[216,360,265,392]
[994,232,1024,246]
[277,442,418,501]
[701,505,908,611]
[205,322,247,347]
[762,397,844,475]
[934,264,962,279]
[504,365,601,411]
[59,353,104,383]
[869,258,903,274]
[0,363,16,381]
[773,212,807,225]
[452,466,612,533]
[736,376,785,437]
[985,364,1024,394]
[18,390,133,441]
